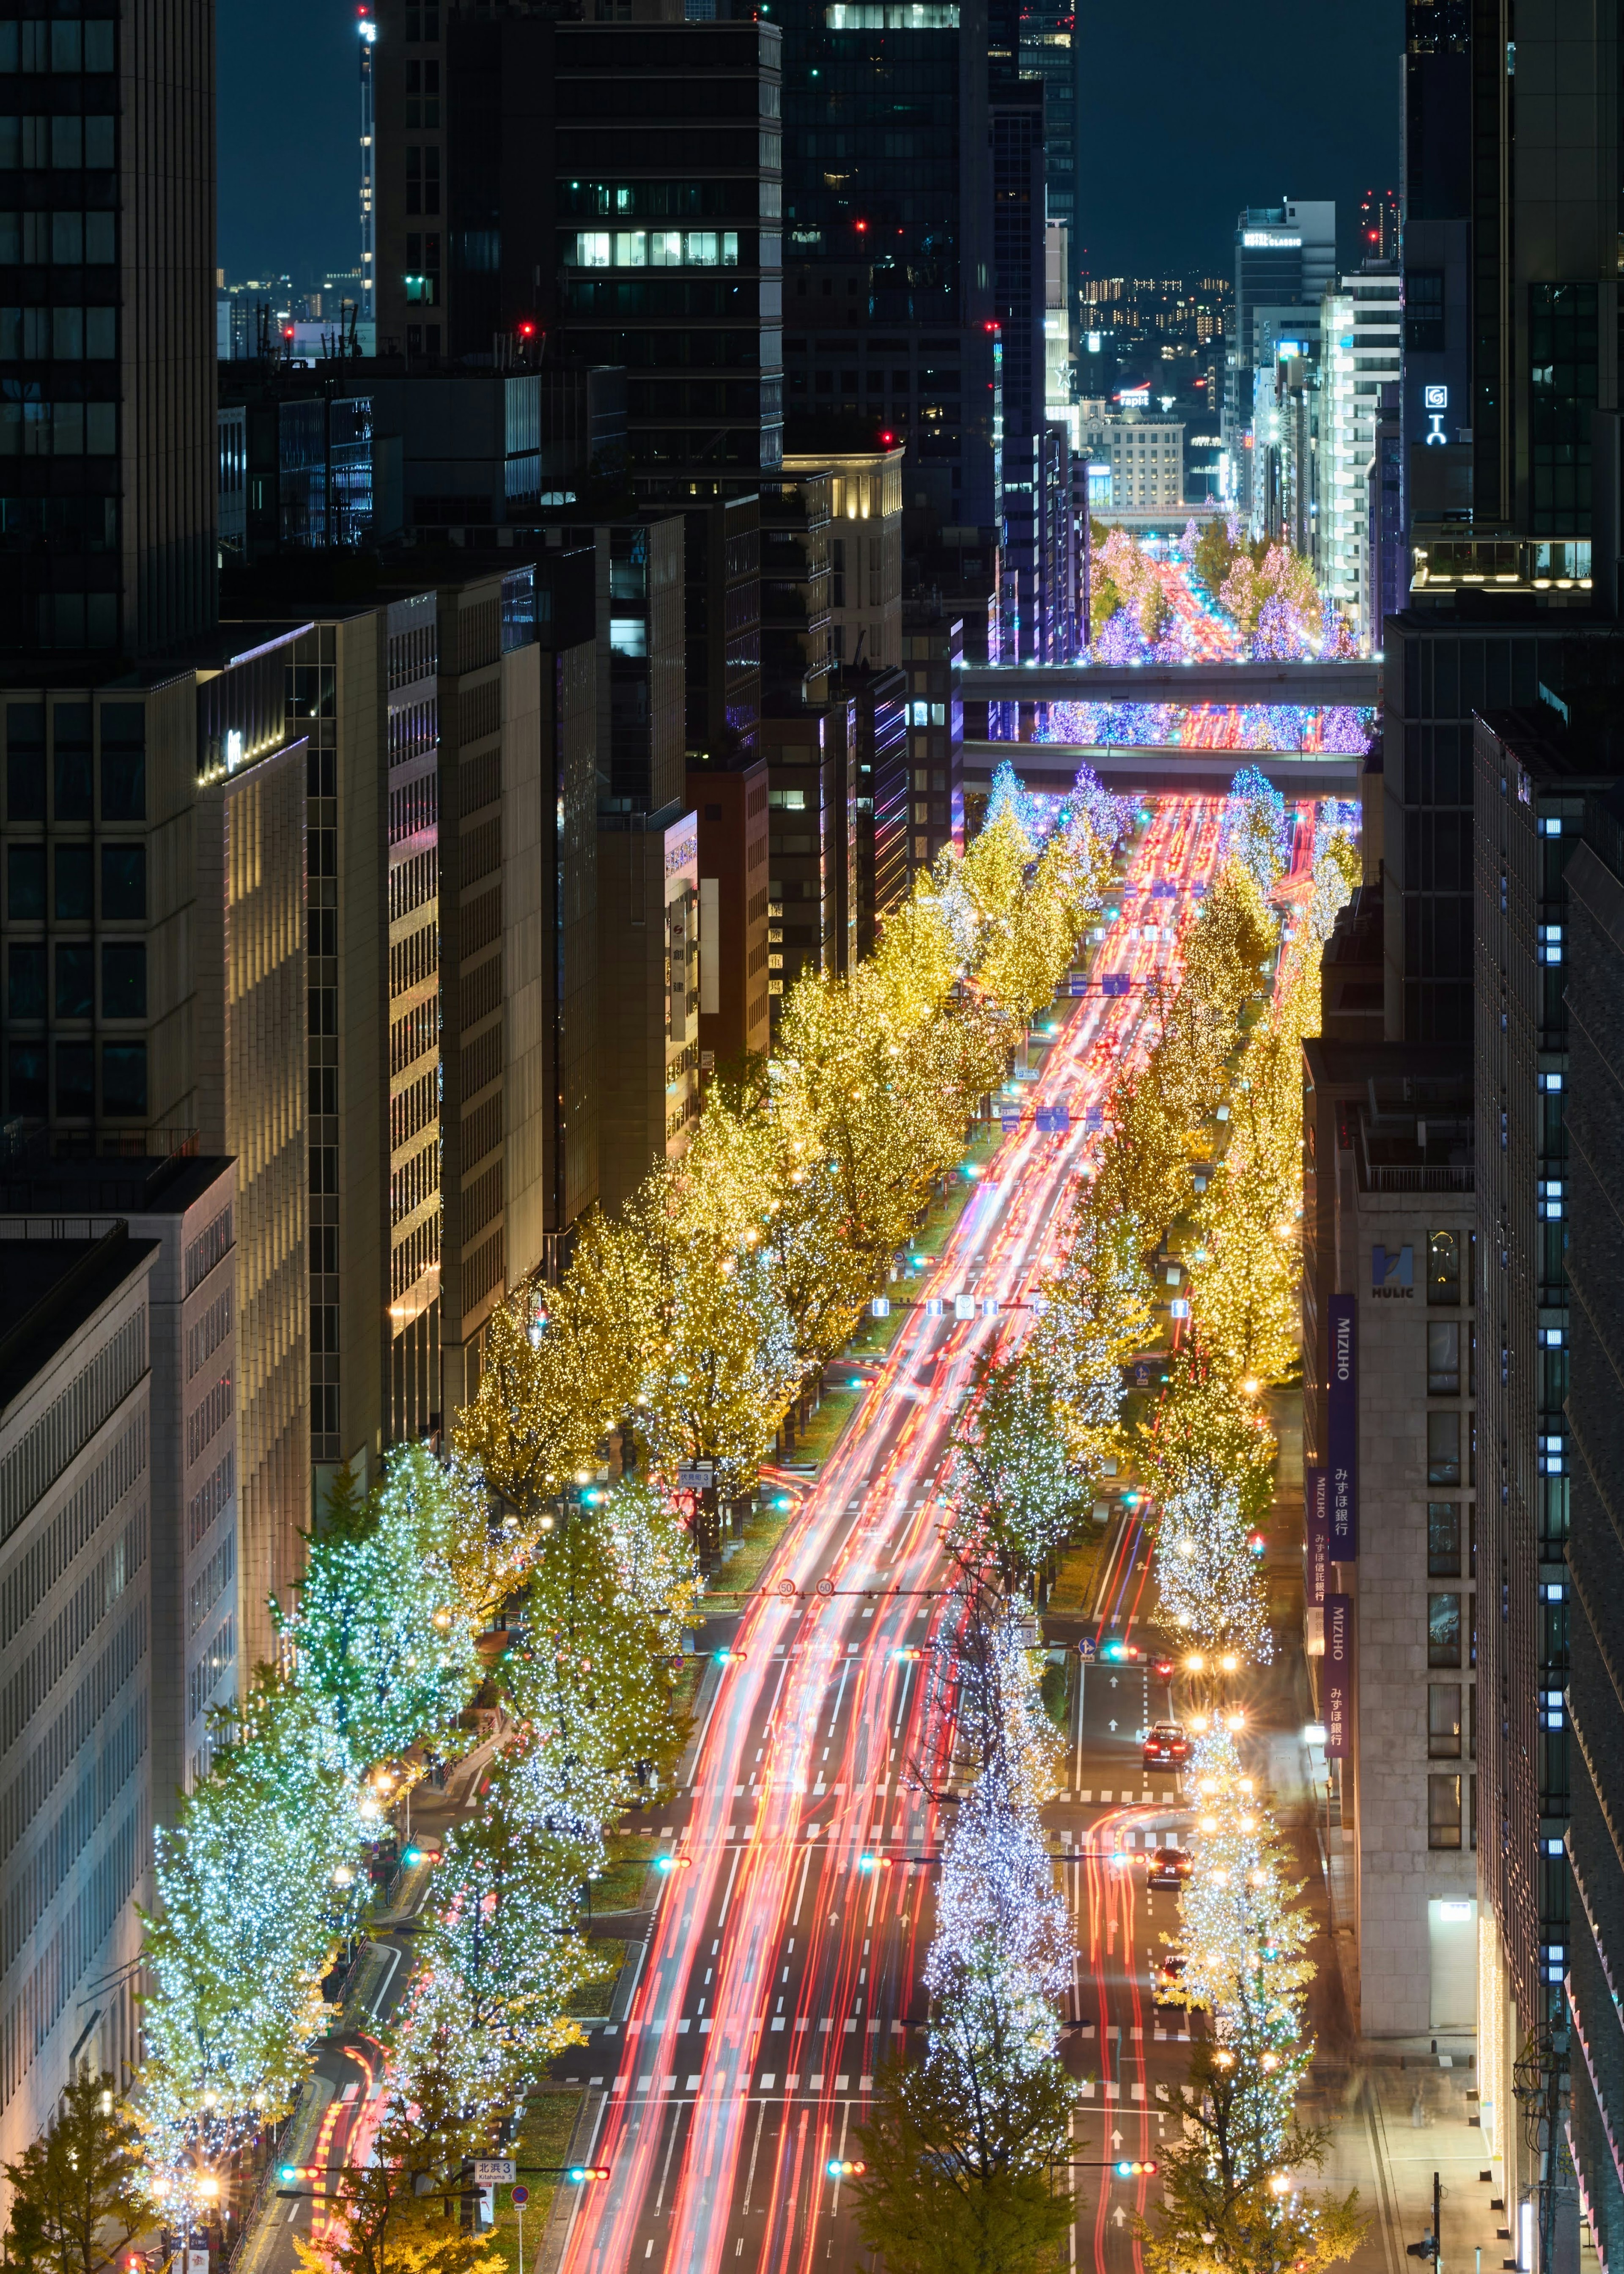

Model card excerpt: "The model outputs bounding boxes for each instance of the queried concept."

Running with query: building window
[1528,282,1598,536]
[1427,1410,1461,1485]
[1429,1592,1462,1668]
[1427,1229,1461,1303]
[102,1041,146,1116]
[101,941,146,1019]
[1428,1683,1462,1758]
[1428,1773,1463,1849]
[101,843,145,918]
[55,942,92,1017]
[7,941,43,1019]
[1427,1501,1461,1577]
[1427,1320,1460,1394]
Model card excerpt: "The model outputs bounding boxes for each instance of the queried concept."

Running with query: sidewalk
[1308,2061,1506,2274]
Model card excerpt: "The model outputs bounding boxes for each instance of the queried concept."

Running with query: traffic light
[566,2166,609,2183]
[401,1846,424,1866]
[826,2159,867,2178]
[1102,1639,1140,1663]
[857,1854,892,1873]
[654,1854,692,1874]
[1405,2242,1437,2260]
[713,1647,748,1664]
[1114,2160,1159,2177]
[893,1646,922,1661]
[1247,1531,1267,1558]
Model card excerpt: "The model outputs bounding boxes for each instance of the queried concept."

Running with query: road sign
[473,2162,516,2186]
[510,2186,529,2207]
[1035,1106,1070,1134]
[954,1294,975,1320]
[1101,973,1131,996]
[1077,1638,1097,1662]
[677,1462,714,1490]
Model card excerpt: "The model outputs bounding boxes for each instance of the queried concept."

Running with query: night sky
[217,0,1405,288]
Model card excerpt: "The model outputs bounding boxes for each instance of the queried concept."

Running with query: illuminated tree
[453,1209,658,1514]
[394,1811,593,2114]
[140,1681,365,2164]
[852,2044,1077,2274]
[1139,2046,1363,2274]
[3,2074,145,2274]
[1220,768,1289,900]
[292,2042,504,2274]
[1140,1724,1363,2274]
[1036,1206,1153,1486]
[290,1444,485,1772]
[622,1165,802,1495]
[499,1514,687,1832]
[947,1352,1089,1590]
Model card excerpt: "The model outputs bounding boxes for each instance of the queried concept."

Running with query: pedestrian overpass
[963,658,1381,708]
[960,742,1366,797]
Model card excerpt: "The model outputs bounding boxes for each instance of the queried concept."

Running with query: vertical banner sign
[1304,1466,1329,1607]
[1327,1294,1358,1559]
[1324,1594,1353,1758]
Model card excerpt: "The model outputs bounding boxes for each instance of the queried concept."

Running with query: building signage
[1372,1243,1413,1297]
[1327,1295,1357,1558]
[1242,230,1302,249]
[1324,1594,1352,1758]
[1304,1466,1329,1607]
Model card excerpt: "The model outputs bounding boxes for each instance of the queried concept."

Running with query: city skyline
[218,0,1405,287]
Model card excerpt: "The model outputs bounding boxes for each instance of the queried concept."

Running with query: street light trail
[562,798,1232,2274]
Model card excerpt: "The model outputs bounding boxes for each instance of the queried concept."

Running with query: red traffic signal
[566,2166,609,2183]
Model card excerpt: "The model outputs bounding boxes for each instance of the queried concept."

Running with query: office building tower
[1224,200,1334,518]
[1020,6,1084,310]
[779,0,1002,537]
[359,6,379,321]
[899,600,963,883]
[686,757,771,1070]
[1320,265,1400,642]
[1368,381,1405,644]
[371,0,774,766]
[1399,0,1470,555]
[0,1152,240,1806]
[1360,187,1400,262]
[786,446,904,673]
[846,662,908,955]
[0,3,217,658]
[1561,784,1624,2274]
[1301,937,1479,2039]
[1078,404,1185,514]
[0,1224,157,2164]
[192,689,309,1677]
[1044,225,1073,425]
[226,547,598,1459]
[1471,705,1624,2252]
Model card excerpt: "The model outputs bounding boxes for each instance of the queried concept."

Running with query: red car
[1147,1847,1192,1891]
[1143,1723,1190,1768]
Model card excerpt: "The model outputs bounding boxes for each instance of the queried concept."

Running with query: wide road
[549,796,1235,2274]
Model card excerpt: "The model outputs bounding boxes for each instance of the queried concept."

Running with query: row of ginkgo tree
[97,771,1128,2234]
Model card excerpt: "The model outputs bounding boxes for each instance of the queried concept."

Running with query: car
[1142,1722,1190,1768]
[1147,1846,1192,1890]
[1152,1953,1187,2005]
[1152,1952,1207,2010]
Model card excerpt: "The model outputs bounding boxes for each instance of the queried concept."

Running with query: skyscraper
[1224,199,1334,518]
[778,0,1002,535]
[0,4,217,658]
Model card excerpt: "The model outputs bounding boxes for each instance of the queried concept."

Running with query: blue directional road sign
[1077,1638,1097,1662]
[1035,1105,1070,1134]
[1100,973,1131,996]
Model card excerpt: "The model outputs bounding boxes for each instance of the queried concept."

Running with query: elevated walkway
[961,741,1366,795]
[964,658,1381,706]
